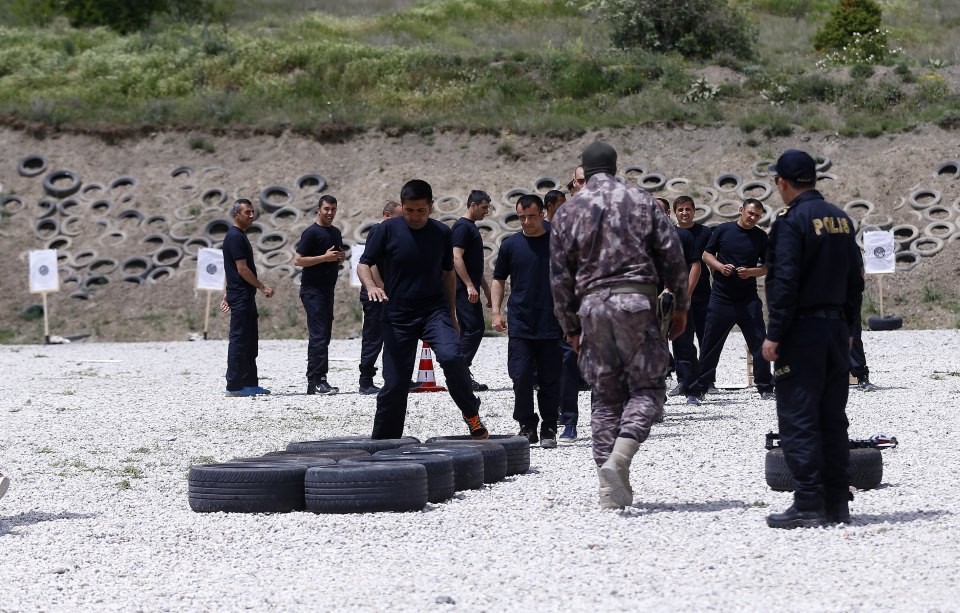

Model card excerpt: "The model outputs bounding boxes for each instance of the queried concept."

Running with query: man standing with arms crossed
[551,142,688,509]
[358,179,488,440]
[294,194,344,396]
[220,198,274,397]
[452,190,493,392]
[763,150,863,528]
[492,194,563,449]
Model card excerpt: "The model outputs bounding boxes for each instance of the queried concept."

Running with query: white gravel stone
[1,331,959,610]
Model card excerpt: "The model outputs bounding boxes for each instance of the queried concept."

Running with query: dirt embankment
[1,125,958,343]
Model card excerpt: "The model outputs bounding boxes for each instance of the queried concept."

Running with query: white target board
[29,249,59,293]
[196,248,226,290]
[862,230,895,274]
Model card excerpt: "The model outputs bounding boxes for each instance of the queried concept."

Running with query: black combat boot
[825,491,854,524]
[766,505,826,529]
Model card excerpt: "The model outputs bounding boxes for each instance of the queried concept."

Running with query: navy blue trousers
[775,317,851,510]
[508,337,562,431]
[688,296,773,395]
[359,295,383,380]
[849,318,869,379]
[300,285,335,383]
[672,297,710,392]
[558,339,580,425]
[455,289,485,370]
[225,299,259,392]
[373,308,480,439]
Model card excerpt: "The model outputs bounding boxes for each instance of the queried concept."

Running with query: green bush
[587,0,757,60]
[9,0,224,32]
[812,0,887,62]
[849,63,875,80]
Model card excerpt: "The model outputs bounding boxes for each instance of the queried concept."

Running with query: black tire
[714,173,742,192]
[257,231,289,252]
[151,245,184,268]
[43,170,82,199]
[188,462,308,513]
[263,449,370,462]
[286,437,420,454]
[147,266,175,283]
[426,435,530,476]
[204,219,232,243]
[296,174,328,192]
[171,165,193,179]
[935,159,960,179]
[423,440,507,484]
[2,195,25,215]
[34,218,59,241]
[201,187,228,207]
[259,185,294,214]
[638,173,666,192]
[87,258,119,275]
[304,463,428,514]
[121,256,151,277]
[232,456,337,468]
[532,176,560,192]
[765,448,882,492]
[343,454,455,503]
[18,154,48,177]
[378,446,485,491]
[57,198,82,216]
[868,315,903,331]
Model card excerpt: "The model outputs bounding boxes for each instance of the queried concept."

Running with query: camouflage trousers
[578,292,669,466]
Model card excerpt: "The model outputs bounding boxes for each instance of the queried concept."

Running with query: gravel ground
[2,330,959,611]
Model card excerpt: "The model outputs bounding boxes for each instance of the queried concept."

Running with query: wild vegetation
[0,0,957,138]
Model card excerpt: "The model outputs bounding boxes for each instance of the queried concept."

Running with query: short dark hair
[742,198,765,212]
[467,190,490,207]
[382,200,400,215]
[318,194,337,206]
[673,195,694,210]
[544,190,565,208]
[516,193,544,212]
[565,180,575,192]
[400,179,433,203]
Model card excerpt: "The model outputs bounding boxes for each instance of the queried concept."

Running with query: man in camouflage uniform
[550,141,690,509]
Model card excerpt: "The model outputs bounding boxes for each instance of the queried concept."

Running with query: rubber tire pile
[188,435,530,514]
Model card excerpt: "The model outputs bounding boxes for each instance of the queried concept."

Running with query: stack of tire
[187,435,530,514]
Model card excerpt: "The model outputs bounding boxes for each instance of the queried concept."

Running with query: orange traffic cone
[410,341,446,393]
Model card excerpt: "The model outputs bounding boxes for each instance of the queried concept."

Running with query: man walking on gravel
[356,200,403,395]
[763,149,864,529]
[294,194,345,396]
[220,198,274,397]
[452,190,493,392]
[492,194,563,449]
[551,141,689,509]
[358,179,488,440]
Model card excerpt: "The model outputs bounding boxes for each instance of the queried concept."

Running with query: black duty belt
[797,308,844,320]
[583,282,657,298]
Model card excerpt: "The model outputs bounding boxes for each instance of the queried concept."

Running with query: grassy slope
[0,0,958,136]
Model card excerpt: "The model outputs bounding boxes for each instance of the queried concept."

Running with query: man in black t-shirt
[452,190,493,392]
[294,194,344,396]
[686,199,774,401]
[220,198,274,397]
[669,195,712,401]
[357,200,403,395]
[492,194,563,448]
[358,179,488,440]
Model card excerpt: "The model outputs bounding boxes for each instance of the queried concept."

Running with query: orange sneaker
[463,414,489,440]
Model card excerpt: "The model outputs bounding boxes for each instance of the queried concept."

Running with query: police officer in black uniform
[762,150,864,529]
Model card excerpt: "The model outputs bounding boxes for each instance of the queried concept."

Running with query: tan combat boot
[597,467,621,510]
[599,437,640,508]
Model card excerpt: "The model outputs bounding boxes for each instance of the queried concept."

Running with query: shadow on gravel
[0,511,98,535]
[666,413,736,422]
[850,509,951,526]
[628,499,750,515]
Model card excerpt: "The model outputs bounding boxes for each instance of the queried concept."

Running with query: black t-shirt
[297,223,342,288]
[451,217,484,291]
[704,221,768,304]
[359,217,454,321]
[493,222,563,339]
[222,225,256,304]
[358,222,382,301]
[686,223,713,302]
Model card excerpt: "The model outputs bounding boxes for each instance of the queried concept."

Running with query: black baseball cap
[769,149,816,184]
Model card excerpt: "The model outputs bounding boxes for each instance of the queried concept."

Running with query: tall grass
[0,0,957,136]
